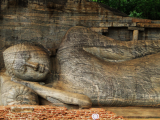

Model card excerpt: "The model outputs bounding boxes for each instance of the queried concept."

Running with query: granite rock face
[1,0,160,107]
[2,26,160,107]
[0,0,132,106]
[0,0,127,68]
[56,26,160,106]
[0,0,160,70]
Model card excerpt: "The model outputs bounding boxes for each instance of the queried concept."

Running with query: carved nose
[25,61,49,73]
[25,61,39,71]
[38,64,49,73]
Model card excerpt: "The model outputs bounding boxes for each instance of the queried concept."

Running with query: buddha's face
[3,44,51,82]
[12,50,51,81]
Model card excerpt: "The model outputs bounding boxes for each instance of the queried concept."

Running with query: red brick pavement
[0,105,124,120]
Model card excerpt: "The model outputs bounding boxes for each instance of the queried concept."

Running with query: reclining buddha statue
[2,26,160,108]
[1,40,91,108]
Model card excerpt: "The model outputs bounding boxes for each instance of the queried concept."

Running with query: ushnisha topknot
[3,42,51,56]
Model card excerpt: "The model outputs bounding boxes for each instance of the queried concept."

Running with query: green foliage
[129,10,143,18]
[89,0,160,20]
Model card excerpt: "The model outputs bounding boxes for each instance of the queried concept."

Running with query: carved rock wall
[0,0,160,108]
[0,0,160,92]
[1,0,160,70]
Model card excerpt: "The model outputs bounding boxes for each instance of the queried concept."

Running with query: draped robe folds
[56,26,160,106]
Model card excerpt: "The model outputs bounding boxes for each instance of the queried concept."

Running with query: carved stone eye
[5,85,39,105]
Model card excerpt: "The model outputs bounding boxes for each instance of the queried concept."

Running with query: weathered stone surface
[11,106,34,113]
[56,26,160,107]
[132,30,139,41]
[1,0,160,108]
[90,27,108,33]
[1,42,92,108]
[1,74,39,106]
[128,27,145,31]
[137,23,160,28]
[0,0,159,72]
[132,18,152,23]
[0,0,133,70]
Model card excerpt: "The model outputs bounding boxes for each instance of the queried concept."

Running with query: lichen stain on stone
[11,107,34,113]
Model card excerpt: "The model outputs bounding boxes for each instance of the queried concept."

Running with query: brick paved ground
[0,105,124,120]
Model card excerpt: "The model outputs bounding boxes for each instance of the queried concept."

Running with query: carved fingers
[11,77,37,87]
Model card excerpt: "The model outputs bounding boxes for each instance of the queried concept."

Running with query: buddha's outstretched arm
[11,77,92,109]
[89,33,160,61]
[83,39,160,62]
[113,40,160,57]
[60,26,160,62]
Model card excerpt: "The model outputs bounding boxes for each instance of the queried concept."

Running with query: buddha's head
[3,43,51,81]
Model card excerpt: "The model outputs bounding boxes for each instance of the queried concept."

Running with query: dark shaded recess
[7,0,28,8]
[97,2,128,17]
[27,0,67,6]
[85,0,128,17]
[0,0,3,20]
[0,0,28,21]
[45,0,67,5]
[102,32,107,36]
[35,0,66,18]
[46,2,65,17]
[46,3,64,10]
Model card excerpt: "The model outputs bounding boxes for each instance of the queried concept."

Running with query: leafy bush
[89,0,160,20]
[129,10,143,18]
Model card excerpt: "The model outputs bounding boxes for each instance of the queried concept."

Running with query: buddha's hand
[11,77,40,88]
